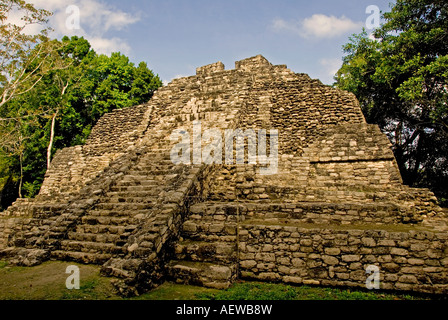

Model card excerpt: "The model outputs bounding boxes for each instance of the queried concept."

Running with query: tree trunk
[47,110,58,170]
[18,151,23,198]
[410,129,424,186]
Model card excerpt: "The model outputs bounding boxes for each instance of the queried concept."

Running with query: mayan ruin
[0,55,447,296]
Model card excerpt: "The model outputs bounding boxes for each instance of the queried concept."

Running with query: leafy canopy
[0,34,162,207]
[335,0,448,206]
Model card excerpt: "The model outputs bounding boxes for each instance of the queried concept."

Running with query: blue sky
[30,0,396,85]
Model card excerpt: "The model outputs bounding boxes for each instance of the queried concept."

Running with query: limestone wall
[0,208,33,249]
[39,146,86,197]
[39,104,152,198]
[239,223,448,294]
[183,202,448,294]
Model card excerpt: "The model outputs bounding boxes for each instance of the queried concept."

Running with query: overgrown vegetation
[194,282,428,301]
[335,0,448,206]
[0,0,162,210]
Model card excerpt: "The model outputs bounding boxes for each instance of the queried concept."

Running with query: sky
[26,0,396,85]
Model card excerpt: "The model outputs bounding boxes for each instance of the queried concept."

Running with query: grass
[0,260,436,300]
[134,282,220,300]
[193,281,426,301]
[0,260,116,300]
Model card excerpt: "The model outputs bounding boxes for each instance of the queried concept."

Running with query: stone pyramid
[1,55,447,296]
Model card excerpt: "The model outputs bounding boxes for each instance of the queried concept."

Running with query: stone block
[391,248,408,256]
[291,258,305,268]
[398,275,418,284]
[283,276,302,284]
[324,248,341,256]
[322,255,339,265]
[408,258,425,265]
[182,221,197,232]
[240,260,257,269]
[342,255,361,262]
[361,238,376,247]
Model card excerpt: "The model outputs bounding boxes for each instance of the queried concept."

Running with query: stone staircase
[166,202,240,289]
[51,149,177,264]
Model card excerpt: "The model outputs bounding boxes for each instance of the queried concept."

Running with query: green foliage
[194,282,427,301]
[335,0,448,206]
[0,34,162,207]
[201,282,298,300]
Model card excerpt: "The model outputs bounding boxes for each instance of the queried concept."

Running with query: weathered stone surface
[0,55,447,296]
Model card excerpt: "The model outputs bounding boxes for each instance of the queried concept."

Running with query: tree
[0,34,163,208]
[0,0,64,198]
[88,52,162,120]
[0,3,162,207]
[0,115,29,197]
[0,0,53,109]
[335,0,448,206]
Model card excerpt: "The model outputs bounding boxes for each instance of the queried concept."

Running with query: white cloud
[271,18,301,34]
[301,14,362,38]
[320,58,342,77]
[88,37,132,56]
[272,14,362,39]
[28,0,140,55]
[4,6,46,36]
[319,58,342,84]
[161,74,189,86]
[173,74,188,79]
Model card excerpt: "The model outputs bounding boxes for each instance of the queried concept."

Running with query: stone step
[51,250,112,264]
[7,202,67,217]
[86,209,149,218]
[94,202,153,211]
[130,162,174,169]
[113,181,167,190]
[75,224,127,234]
[192,199,401,209]
[119,174,164,180]
[181,220,238,240]
[137,161,173,168]
[188,201,404,224]
[105,191,160,198]
[137,157,174,164]
[105,197,156,204]
[77,220,138,234]
[124,169,174,176]
[166,260,237,289]
[110,185,163,192]
[80,215,134,226]
[60,240,124,255]
[124,172,157,178]
[113,181,160,189]
[243,185,401,203]
[67,231,121,243]
[173,240,237,263]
